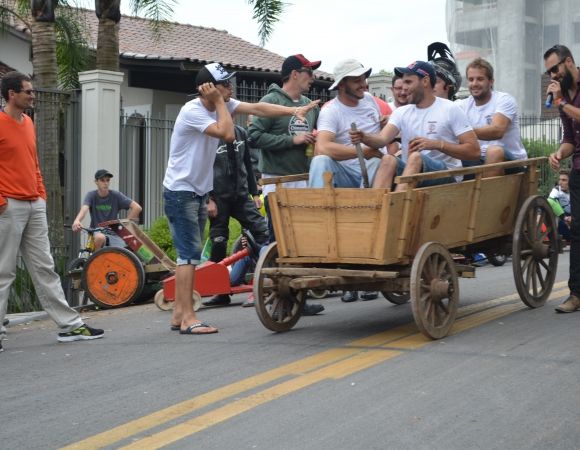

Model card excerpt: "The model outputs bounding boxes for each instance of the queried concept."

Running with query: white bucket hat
[329,59,372,90]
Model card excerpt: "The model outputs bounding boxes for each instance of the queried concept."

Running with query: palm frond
[55,9,91,89]
[247,0,285,46]
[128,0,176,36]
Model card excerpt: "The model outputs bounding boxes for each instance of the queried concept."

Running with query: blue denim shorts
[395,154,455,187]
[163,189,208,265]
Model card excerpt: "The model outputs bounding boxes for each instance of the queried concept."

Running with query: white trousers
[0,199,82,337]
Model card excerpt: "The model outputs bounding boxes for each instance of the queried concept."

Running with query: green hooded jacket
[248,83,319,176]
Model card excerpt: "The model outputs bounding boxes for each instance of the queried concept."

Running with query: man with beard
[308,59,385,188]
[350,61,479,191]
[389,75,409,110]
[544,44,580,313]
[457,58,527,178]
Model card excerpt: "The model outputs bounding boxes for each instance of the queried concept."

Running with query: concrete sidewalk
[4,311,49,327]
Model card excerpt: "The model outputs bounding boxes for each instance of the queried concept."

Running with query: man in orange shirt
[0,71,104,352]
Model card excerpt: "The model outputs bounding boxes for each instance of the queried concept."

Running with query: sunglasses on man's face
[546,58,566,76]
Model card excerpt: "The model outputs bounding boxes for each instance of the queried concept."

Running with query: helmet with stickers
[427,42,462,101]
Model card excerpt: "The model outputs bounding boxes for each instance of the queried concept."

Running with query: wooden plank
[277,255,408,265]
[323,172,339,258]
[259,173,309,185]
[406,190,426,256]
[259,267,399,278]
[397,189,415,258]
[268,192,288,257]
[277,188,298,257]
[394,156,547,185]
[466,173,482,242]
[373,194,390,260]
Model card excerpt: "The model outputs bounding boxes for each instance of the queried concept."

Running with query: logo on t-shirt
[96,204,112,212]
[288,116,310,136]
[485,114,493,125]
[427,121,437,135]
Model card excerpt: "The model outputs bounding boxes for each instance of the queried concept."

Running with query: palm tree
[94,0,285,71]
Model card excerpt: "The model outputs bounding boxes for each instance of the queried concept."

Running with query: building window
[575,22,580,44]
[525,23,541,65]
[524,69,539,115]
[544,25,560,48]
[525,0,542,18]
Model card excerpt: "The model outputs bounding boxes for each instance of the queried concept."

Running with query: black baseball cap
[94,169,113,179]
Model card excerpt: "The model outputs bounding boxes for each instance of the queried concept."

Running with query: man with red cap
[249,54,324,315]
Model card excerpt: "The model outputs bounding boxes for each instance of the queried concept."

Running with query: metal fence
[4,88,81,312]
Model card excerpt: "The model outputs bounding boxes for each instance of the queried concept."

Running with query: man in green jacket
[249,54,324,315]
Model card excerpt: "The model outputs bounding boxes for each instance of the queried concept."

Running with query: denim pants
[308,155,382,188]
[163,189,208,265]
[0,199,83,337]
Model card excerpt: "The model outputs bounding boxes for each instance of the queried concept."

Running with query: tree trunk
[95,0,121,71]
[96,17,120,71]
[30,17,65,252]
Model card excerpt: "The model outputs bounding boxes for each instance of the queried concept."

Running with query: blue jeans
[308,155,382,188]
[163,189,208,265]
[230,245,267,286]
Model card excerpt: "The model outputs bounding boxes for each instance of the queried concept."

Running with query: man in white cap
[163,62,319,335]
[308,59,386,188]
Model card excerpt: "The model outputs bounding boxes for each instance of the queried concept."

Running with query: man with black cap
[350,60,479,192]
[163,62,319,334]
[249,54,325,315]
[72,169,142,249]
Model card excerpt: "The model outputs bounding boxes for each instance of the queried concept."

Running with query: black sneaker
[303,303,324,316]
[57,325,104,342]
[341,291,359,303]
[360,291,379,301]
[203,294,231,307]
[0,341,3,353]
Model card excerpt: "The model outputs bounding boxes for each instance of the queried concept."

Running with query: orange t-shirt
[0,111,46,206]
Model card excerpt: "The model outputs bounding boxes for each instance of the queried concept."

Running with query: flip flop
[170,325,180,331]
[179,322,218,335]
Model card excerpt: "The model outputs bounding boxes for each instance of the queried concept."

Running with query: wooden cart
[253,157,560,339]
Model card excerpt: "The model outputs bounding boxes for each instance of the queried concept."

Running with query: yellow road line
[121,350,402,450]
[62,282,569,449]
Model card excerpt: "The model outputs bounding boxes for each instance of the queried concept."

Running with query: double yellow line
[63,282,567,450]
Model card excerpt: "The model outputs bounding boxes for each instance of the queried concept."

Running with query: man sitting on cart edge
[72,169,142,249]
[350,61,480,191]
[163,62,319,335]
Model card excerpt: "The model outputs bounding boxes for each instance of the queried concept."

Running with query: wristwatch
[559,99,568,112]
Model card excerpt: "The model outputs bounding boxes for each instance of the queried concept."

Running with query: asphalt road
[1,252,579,450]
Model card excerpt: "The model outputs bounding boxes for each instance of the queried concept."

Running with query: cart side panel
[409,173,525,253]
[271,187,390,261]
[472,174,524,239]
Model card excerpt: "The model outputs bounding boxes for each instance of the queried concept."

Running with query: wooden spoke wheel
[64,257,90,307]
[153,289,201,311]
[513,195,559,308]
[254,243,305,332]
[410,242,459,339]
[82,247,145,308]
[382,291,410,305]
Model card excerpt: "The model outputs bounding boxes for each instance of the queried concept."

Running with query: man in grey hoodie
[249,54,324,316]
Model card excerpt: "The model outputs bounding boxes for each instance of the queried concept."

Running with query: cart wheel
[381,291,410,305]
[154,289,172,311]
[154,289,201,311]
[254,242,305,332]
[82,247,145,308]
[410,242,459,339]
[308,288,329,299]
[512,195,558,308]
[64,257,90,307]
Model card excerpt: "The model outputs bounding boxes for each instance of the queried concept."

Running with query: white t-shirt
[549,186,571,214]
[317,92,386,167]
[457,91,527,160]
[388,97,473,174]
[163,98,240,194]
